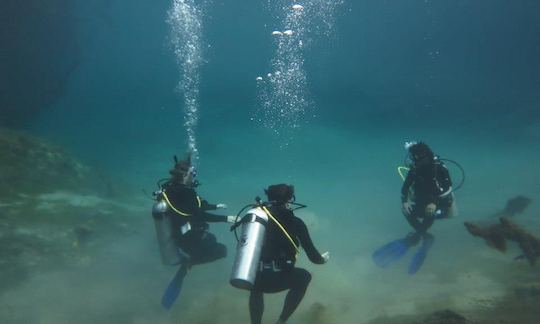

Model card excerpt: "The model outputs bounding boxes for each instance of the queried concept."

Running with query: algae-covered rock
[0,128,111,197]
[0,128,145,292]
[415,309,469,324]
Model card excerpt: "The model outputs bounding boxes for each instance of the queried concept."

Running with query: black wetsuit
[162,181,228,265]
[401,160,453,233]
[250,204,325,324]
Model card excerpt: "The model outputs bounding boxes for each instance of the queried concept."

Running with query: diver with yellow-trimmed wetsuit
[152,153,236,309]
[229,184,329,324]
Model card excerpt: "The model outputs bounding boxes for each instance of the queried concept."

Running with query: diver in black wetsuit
[249,184,329,324]
[401,142,453,236]
[154,154,237,310]
[373,142,456,274]
[158,154,235,266]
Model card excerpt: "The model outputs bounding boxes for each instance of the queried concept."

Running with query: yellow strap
[161,191,192,217]
[397,166,410,181]
[196,196,202,208]
[261,206,300,257]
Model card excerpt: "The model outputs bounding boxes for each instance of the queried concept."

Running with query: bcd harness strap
[261,206,301,258]
[161,191,202,217]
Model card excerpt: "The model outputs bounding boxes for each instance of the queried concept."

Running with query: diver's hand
[402,202,413,216]
[425,203,437,216]
[216,203,228,209]
[226,215,238,223]
[321,251,330,263]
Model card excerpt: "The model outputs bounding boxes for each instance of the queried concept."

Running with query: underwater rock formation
[0,128,141,292]
[464,196,539,265]
[0,128,109,197]
[415,309,469,324]
[0,0,79,126]
[366,309,470,324]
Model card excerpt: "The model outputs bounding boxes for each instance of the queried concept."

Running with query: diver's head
[265,184,295,205]
[407,142,434,167]
[169,153,197,187]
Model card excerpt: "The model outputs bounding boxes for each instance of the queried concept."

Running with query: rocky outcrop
[415,309,469,324]
[0,129,143,292]
[0,128,111,198]
[464,196,538,265]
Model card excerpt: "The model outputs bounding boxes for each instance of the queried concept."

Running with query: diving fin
[372,239,409,268]
[408,234,434,275]
[161,264,188,310]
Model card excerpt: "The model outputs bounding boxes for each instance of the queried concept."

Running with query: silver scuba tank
[152,199,182,265]
[230,207,269,290]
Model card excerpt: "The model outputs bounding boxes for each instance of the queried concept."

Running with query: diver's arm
[294,217,326,264]
[199,199,218,211]
[200,198,228,210]
[401,170,414,203]
[197,211,228,222]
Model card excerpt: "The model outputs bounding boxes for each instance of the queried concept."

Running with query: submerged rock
[367,309,469,324]
[0,128,110,198]
[416,309,469,324]
[464,196,539,265]
[0,128,144,292]
[465,217,540,265]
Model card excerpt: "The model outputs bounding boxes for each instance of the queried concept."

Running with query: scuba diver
[373,142,457,275]
[152,153,236,309]
[401,142,454,231]
[229,184,329,324]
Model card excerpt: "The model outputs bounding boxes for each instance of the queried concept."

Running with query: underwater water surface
[1,0,540,323]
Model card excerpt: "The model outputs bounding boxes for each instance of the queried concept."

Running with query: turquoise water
[2,0,540,323]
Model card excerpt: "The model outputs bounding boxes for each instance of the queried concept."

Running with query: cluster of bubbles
[305,0,343,37]
[167,0,205,162]
[165,0,342,151]
[255,4,309,137]
[255,1,342,139]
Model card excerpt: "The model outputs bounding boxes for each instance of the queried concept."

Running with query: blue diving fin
[161,264,188,310]
[408,234,434,275]
[372,238,409,268]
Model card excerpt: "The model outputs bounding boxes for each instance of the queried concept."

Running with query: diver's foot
[404,232,422,246]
